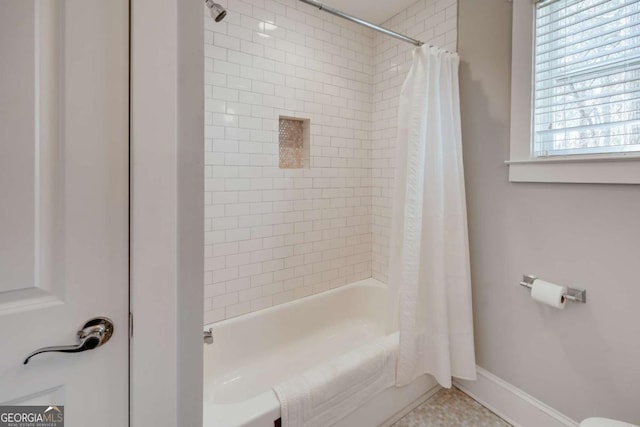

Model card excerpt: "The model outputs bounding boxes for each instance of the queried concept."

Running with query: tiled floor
[392,387,511,427]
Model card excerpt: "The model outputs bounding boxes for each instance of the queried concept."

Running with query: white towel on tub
[273,333,398,427]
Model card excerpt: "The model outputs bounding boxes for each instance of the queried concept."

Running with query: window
[534,0,640,157]
[509,0,640,183]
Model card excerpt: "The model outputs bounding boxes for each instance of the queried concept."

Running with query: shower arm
[298,0,424,47]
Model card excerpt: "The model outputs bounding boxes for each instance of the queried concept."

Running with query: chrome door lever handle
[23,317,114,365]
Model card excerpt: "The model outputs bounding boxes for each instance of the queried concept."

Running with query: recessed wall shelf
[279,117,310,169]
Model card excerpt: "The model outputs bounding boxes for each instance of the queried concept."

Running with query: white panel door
[0,0,129,425]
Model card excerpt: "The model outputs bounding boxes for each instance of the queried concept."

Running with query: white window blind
[533,0,640,157]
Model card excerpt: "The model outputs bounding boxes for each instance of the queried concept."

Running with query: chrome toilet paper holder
[519,275,587,303]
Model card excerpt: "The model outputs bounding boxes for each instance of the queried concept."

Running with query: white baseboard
[454,367,579,427]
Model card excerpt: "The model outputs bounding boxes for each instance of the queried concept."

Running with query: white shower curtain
[388,46,476,388]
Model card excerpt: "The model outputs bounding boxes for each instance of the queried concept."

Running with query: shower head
[205,0,227,22]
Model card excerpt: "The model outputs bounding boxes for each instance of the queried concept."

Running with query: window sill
[506,155,640,184]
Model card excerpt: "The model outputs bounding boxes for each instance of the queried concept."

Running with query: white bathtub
[203,278,438,427]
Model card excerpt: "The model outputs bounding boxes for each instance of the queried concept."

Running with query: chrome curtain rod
[298,0,424,46]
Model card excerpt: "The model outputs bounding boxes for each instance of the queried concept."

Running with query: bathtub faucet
[204,328,213,345]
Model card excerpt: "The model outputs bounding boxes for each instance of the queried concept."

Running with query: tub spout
[204,328,213,345]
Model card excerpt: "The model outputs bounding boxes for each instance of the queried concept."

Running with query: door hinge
[128,312,133,339]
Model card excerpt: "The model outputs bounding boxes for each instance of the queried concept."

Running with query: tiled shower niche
[278,117,310,169]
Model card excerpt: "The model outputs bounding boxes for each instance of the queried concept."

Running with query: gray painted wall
[458,0,640,423]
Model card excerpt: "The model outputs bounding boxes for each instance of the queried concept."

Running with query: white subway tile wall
[203,0,374,323]
[204,0,457,322]
[371,0,457,282]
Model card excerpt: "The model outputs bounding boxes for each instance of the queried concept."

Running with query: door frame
[130,0,204,426]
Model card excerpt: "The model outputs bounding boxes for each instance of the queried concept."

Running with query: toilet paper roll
[531,279,567,309]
